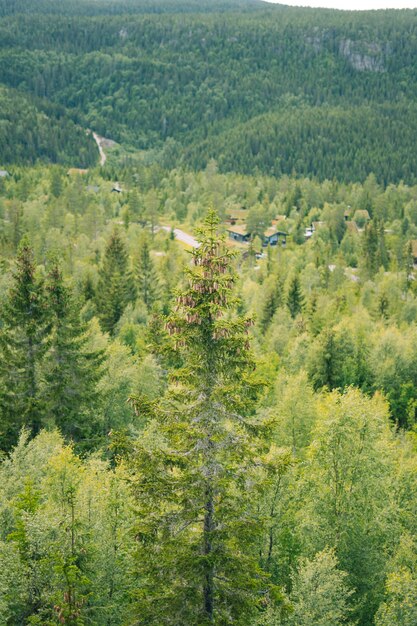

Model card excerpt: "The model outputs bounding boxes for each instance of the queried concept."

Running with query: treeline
[2,2,417,180]
[0,0,261,18]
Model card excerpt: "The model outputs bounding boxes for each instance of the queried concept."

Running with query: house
[305,221,324,239]
[263,227,288,247]
[227,224,288,246]
[0,169,10,178]
[227,224,251,243]
[312,221,325,231]
[112,183,123,193]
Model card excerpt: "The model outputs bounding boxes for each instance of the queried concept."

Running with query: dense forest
[2,0,417,625]
[2,0,417,181]
[1,160,417,624]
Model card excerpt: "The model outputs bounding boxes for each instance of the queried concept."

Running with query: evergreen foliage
[42,259,104,443]
[0,237,48,446]
[286,275,304,319]
[95,229,136,335]
[2,3,417,182]
[135,238,160,311]
[129,211,278,625]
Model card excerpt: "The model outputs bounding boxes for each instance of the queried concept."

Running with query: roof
[264,226,288,238]
[353,209,371,220]
[0,169,10,177]
[227,224,249,236]
[312,221,325,230]
[346,221,359,234]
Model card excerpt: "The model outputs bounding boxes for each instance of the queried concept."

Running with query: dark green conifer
[42,260,104,443]
[136,239,160,311]
[286,274,304,319]
[259,276,283,333]
[95,229,135,334]
[0,237,48,447]
[129,211,278,625]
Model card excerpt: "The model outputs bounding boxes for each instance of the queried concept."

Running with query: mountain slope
[1,1,417,181]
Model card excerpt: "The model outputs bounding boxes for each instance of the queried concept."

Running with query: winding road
[92,132,107,166]
[161,226,199,248]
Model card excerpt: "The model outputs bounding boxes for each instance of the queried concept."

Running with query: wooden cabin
[227,224,251,243]
[263,227,287,247]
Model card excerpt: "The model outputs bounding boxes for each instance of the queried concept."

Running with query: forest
[1,0,417,625]
[2,0,417,181]
[1,159,417,624]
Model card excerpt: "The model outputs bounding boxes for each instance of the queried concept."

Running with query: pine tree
[286,275,304,319]
[42,260,104,444]
[129,211,278,625]
[404,240,414,291]
[95,229,135,335]
[0,237,48,448]
[49,167,63,198]
[362,219,379,278]
[259,276,283,333]
[136,239,160,311]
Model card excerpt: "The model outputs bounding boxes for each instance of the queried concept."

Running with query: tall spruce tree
[129,211,278,625]
[95,229,135,335]
[136,239,160,311]
[42,260,104,444]
[287,275,304,319]
[0,237,48,448]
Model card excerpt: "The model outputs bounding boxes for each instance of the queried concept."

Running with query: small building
[305,221,324,239]
[263,227,287,247]
[312,221,325,231]
[0,169,10,178]
[227,224,251,243]
[112,183,123,193]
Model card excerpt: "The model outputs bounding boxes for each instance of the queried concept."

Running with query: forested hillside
[2,0,417,181]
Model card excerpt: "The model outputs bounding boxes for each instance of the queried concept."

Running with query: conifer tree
[136,239,160,311]
[95,229,135,335]
[362,219,385,278]
[42,260,104,443]
[129,211,278,625]
[404,241,414,291]
[260,276,283,333]
[286,275,304,319]
[0,237,48,448]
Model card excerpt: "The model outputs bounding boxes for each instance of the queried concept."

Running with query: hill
[2,0,417,181]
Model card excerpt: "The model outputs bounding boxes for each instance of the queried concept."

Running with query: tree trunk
[203,482,214,622]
